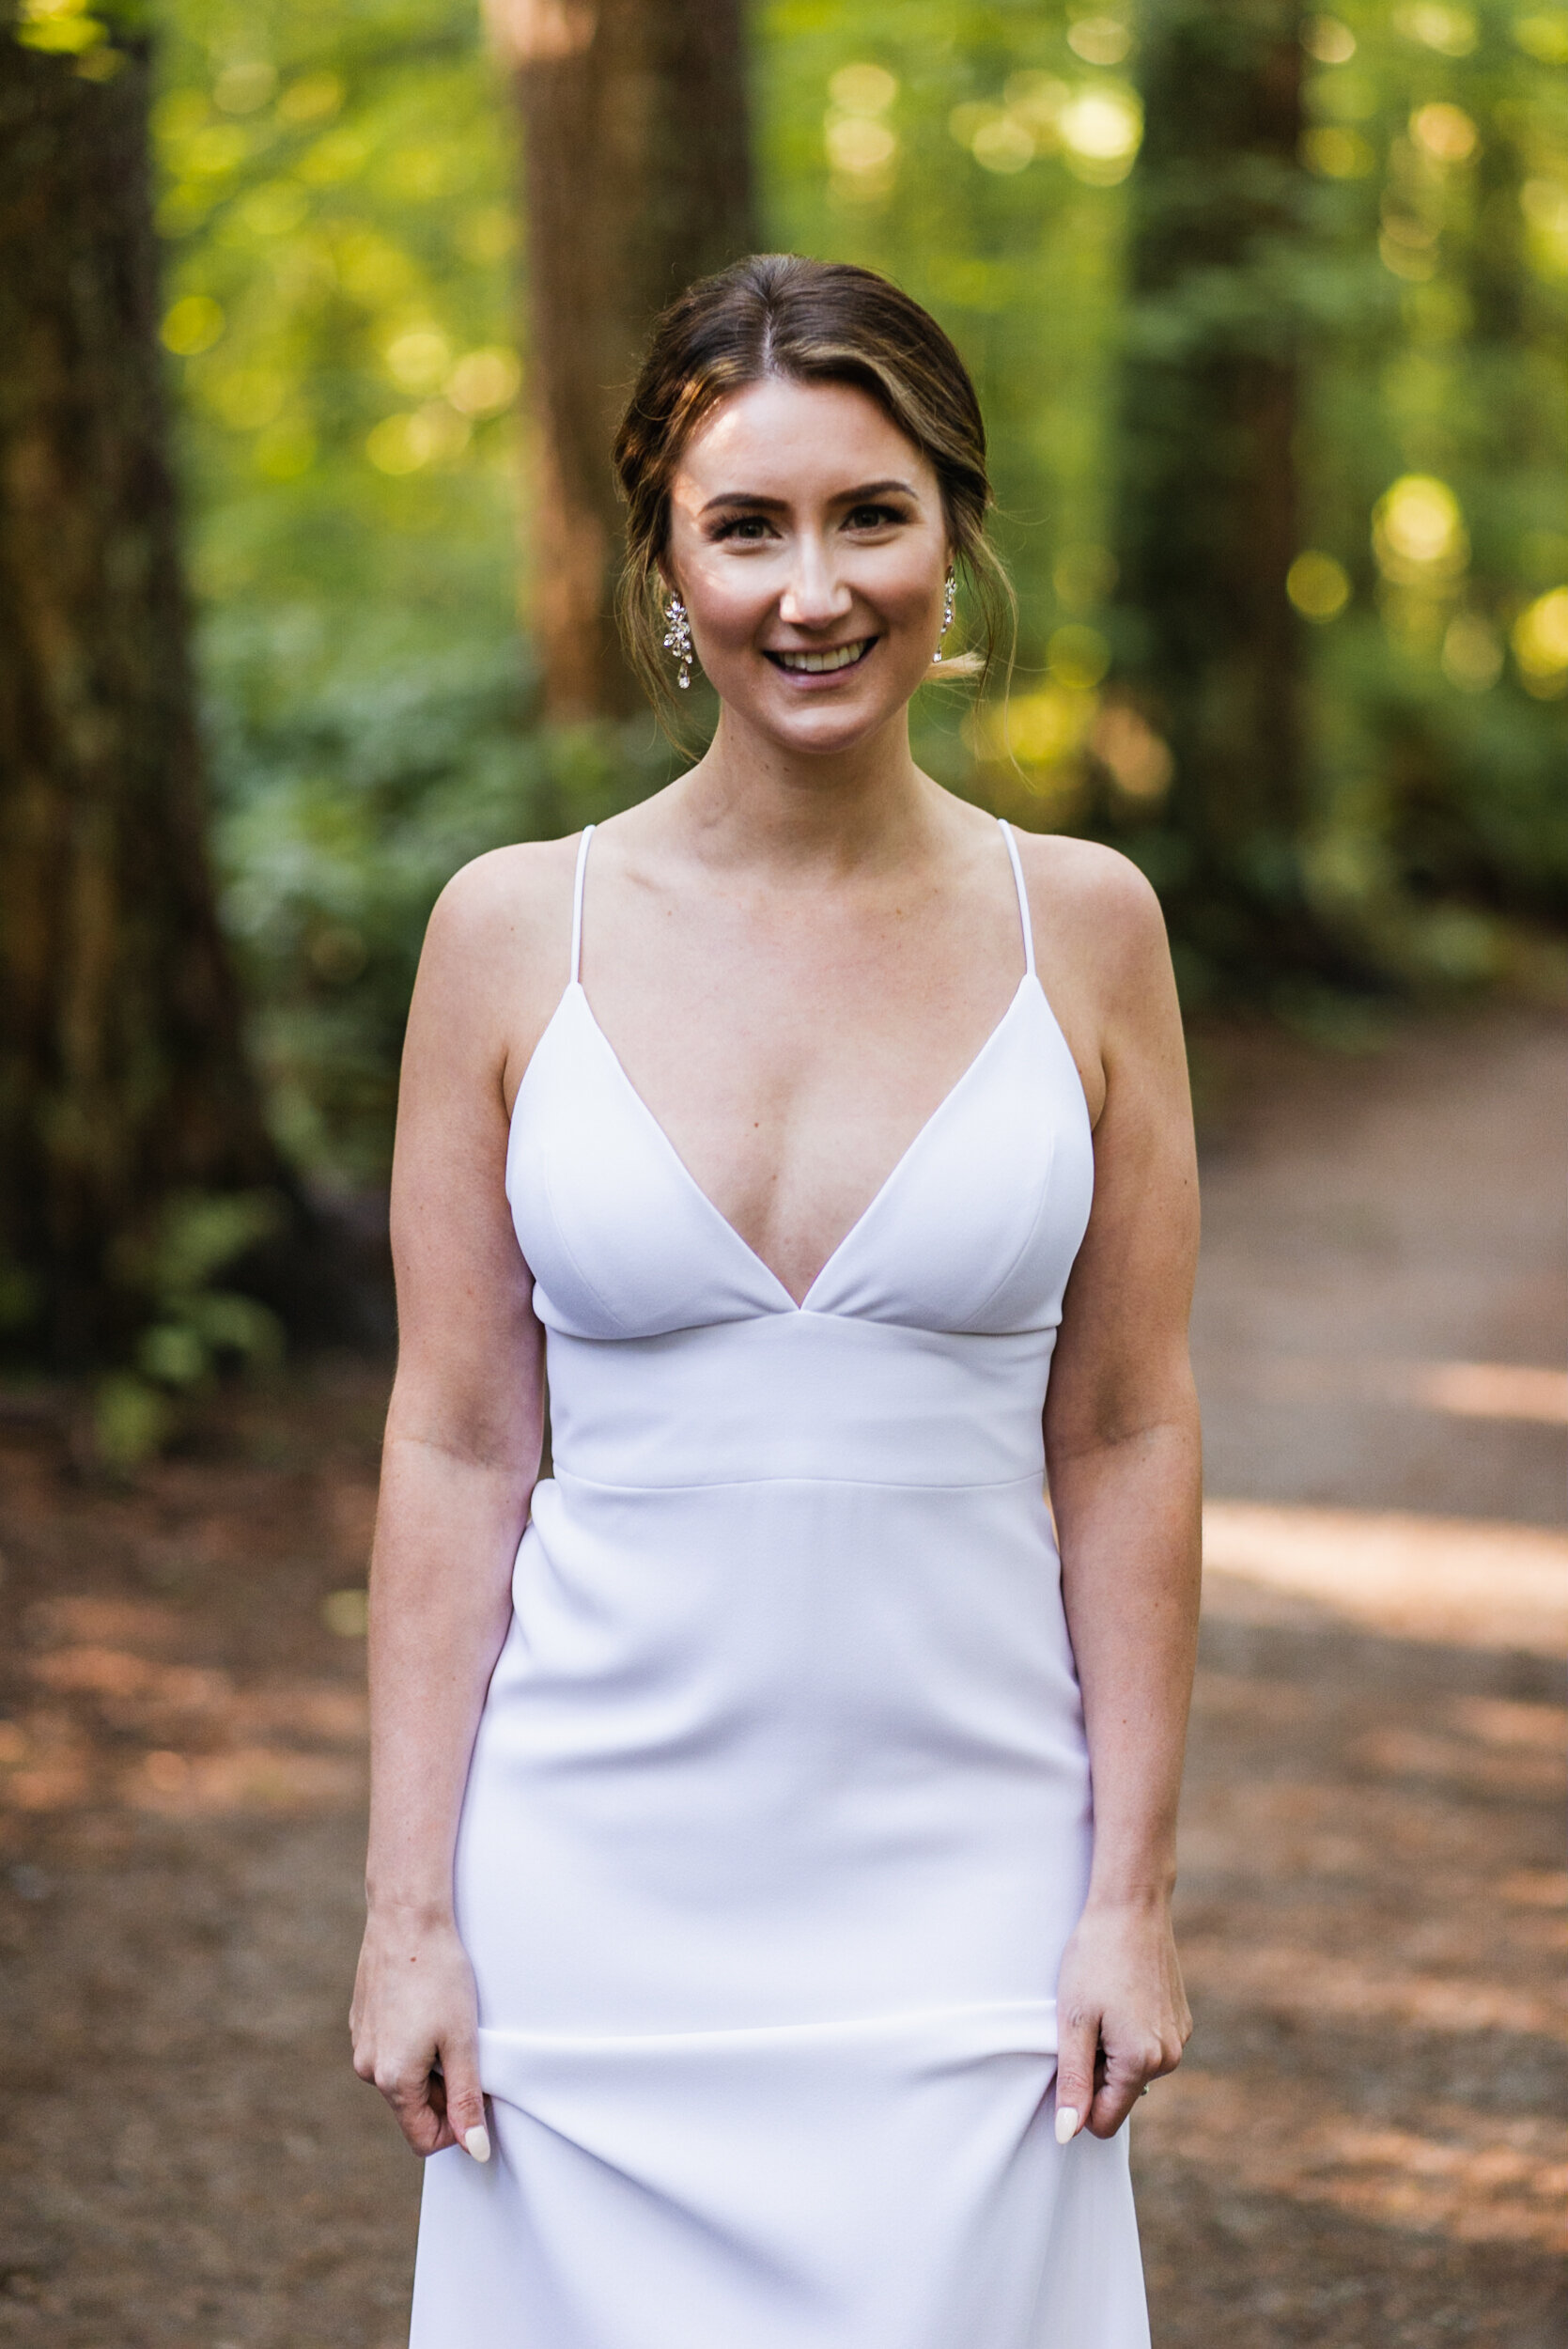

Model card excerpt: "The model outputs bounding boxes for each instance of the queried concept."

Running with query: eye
[845,503,908,531]
[709,513,777,541]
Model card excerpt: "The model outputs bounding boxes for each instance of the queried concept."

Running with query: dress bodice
[505,822,1094,1347]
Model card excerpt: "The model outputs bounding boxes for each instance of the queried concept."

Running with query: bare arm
[350,848,566,2161]
[1038,849,1202,2141]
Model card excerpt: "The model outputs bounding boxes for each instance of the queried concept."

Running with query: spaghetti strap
[998,819,1036,979]
[569,825,596,987]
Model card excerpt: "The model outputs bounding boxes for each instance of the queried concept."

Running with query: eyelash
[709,505,909,542]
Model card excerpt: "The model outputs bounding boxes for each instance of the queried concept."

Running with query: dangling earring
[931,567,957,662]
[662,592,693,691]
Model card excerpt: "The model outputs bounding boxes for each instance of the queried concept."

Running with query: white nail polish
[464,2124,491,2163]
[1054,2106,1079,2146]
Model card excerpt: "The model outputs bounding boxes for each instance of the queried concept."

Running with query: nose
[778,533,853,630]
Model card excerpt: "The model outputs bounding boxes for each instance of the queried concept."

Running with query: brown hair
[613,254,1014,732]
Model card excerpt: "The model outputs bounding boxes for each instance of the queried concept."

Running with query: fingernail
[1054,2106,1079,2146]
[464,2124,491,2163]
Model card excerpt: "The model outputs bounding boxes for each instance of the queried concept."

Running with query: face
[662,376,951,758]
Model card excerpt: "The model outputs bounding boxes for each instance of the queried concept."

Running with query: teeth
[775,641,869,674]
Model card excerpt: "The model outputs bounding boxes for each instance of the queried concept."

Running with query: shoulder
[1010,829,1162,933]
[1006,831,1181,1121]
[1012,831,1170,991]
[426,835,581,961]
[409,836,583,1083]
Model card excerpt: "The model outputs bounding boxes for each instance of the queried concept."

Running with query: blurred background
[0,2,1563,2343]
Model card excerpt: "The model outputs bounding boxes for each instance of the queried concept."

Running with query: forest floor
[0,1006,1563,2349]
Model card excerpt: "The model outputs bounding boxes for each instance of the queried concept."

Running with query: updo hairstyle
[613,254,1014,729]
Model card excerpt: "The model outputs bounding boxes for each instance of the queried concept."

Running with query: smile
[766,639,876,675]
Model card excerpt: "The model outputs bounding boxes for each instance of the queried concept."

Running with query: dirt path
[1,1011,1562,2347]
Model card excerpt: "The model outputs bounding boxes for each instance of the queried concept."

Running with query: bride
[352,253,1200,2349]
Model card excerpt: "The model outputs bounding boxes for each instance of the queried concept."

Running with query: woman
[351,255,1201,2349]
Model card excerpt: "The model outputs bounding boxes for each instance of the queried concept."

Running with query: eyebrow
[697,477,921,517]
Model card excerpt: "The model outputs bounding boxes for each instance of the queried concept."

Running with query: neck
[672,702,941,877]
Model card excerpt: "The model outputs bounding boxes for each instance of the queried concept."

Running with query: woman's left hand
[1052,1893,1191,2141]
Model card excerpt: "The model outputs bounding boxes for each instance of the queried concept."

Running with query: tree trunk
[486,0,756,721]
[0,18,282,1367]
[1111,0,1315,981]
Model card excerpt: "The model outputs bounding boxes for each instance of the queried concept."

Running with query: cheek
[867,550,948,629]
[682,561,774,646]
[896,557,946,612]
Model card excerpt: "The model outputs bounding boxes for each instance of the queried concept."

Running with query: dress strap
[998,819,1036,980]
[569,824,596,987]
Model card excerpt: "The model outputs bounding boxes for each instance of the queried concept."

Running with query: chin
[760,699,903,757]
[718,667,928,756]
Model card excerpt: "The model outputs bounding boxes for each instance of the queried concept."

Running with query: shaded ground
[1,1008,1563,2346]
[1189,1010,1565,1527]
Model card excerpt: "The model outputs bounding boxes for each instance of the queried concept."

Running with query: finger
[1053,1999,1101,2144]
[377,2064,449,2157]
[1087,2036,1160,2139]
[438,2030,490,2163]
[1156,2018,1189,2076]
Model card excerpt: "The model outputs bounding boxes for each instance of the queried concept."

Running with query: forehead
[674,375,935,503]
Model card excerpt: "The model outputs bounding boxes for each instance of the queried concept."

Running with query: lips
[766,638,875,675]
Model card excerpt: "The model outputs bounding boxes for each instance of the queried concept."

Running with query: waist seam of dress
[541,1468,1051,1497]
[539,1314,1064,1340]
[475,1999,1060,2051]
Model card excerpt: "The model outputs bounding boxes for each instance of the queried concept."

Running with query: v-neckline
[567,975,1035,1314]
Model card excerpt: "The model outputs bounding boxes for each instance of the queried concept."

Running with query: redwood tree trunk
[487,0,756,720]
[0,17,281,1366]
[1112,0,1315,982]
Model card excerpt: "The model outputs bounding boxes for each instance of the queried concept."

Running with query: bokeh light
[1303,126,1375,178]
[1303,16,1357,66]
[161,293,225,354]
[15,0,106,56]
[1373,474,1468,584]
[1410,102,1478,164]
[827,62,896,115]
[1515,12,1568,62]
[213,58,277,115]
[1059,86,1142,184]
[1065,16,1133,68]
[1511,588,1568,695]
[1048,623,1111,690]
[826,62,899,192]
[383,326,450,391]
[1287,551,1353,622]
[1392,4,1478,57]
[445,349,520,417]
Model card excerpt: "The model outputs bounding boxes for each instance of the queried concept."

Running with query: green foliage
[145,0,1567,1186]
[147,0,676,1175]
[11,0,155,65]
[760,1,1568,990]
[207,603,673,1175]
[1284,0,1568,982]
[759,2,1135,702]
[151,0,520,613]
[94,1188,286,1465]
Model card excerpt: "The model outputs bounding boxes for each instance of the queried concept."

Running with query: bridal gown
[408,819,1149,2348]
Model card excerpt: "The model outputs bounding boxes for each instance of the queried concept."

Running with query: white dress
[409,820,1149,2349]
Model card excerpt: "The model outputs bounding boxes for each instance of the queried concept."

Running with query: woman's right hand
[350,1910,491,2162]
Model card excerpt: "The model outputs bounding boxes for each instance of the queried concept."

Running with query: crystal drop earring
[662,593,693,691]
[931,567,957,662]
